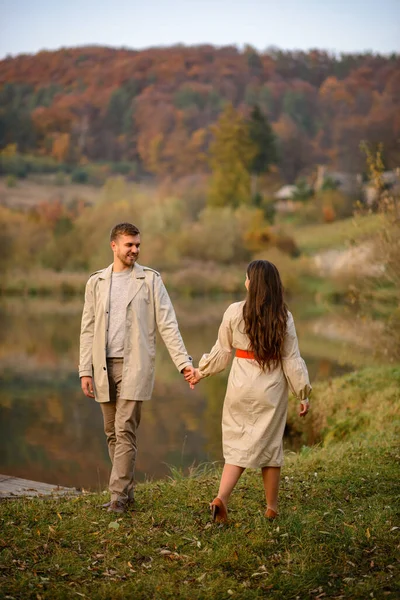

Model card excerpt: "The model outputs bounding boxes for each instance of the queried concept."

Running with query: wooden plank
[0,474,80,499]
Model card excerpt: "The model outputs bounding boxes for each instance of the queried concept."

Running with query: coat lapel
[126,262,146,306]
[98,264,113,312]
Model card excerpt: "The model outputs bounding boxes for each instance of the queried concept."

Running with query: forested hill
[1,45,399,181]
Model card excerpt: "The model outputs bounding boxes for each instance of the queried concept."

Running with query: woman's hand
[299,399,310,417]
[184,368,202,389]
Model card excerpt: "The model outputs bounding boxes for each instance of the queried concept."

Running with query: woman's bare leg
[216,464,245,506]
[261,466,281,512]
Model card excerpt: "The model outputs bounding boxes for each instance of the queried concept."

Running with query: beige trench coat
[79,263,192,402]
[198,301,312,468]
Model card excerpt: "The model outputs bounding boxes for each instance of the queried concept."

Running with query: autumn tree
[52,133,70,163]
[207,104,256,208]
[274,115,312,183]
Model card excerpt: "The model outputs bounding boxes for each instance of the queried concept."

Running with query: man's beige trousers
[100,358,142,503]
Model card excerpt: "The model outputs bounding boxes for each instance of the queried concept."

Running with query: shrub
[6,174,17,187]
[275,233,300,257]
[317,190,356,222]
[55,171,66,186]
[293,178,313,201]
[110,161,137,176]
[178,207,245,264]
[349,143,400,360]
[164,261,245,296]
[0,152,64,177]
[0,155,28,178]
[261,197,277,224]
[71,168,89,184]
[25,154,62,174]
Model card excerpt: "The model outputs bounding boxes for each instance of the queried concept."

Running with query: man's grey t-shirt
[106,269,131,358]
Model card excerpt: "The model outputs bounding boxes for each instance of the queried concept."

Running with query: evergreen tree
[248,105,278,175]
[282,91,313,134]
[207,104,256,208]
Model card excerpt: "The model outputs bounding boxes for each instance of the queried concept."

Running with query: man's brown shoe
[210,497,228,523]
[101,498,134,509]
[107,500,127,514]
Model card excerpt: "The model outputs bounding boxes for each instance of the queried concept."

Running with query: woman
[185,260,311,523]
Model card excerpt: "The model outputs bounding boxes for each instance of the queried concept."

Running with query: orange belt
[235,348,255,359]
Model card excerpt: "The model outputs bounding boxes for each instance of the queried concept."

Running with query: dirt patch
[312,242,384,278]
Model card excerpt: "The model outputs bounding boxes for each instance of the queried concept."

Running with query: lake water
[0,295,368,491]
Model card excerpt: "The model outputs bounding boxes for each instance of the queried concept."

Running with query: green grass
[286,366,400,447]
[1,367,399,598]
[292,213,383,254]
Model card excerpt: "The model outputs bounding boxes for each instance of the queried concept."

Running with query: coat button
[103,366,106,371]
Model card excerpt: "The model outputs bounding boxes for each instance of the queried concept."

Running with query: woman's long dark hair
[243,260,288,371]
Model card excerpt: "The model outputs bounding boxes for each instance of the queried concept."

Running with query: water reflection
[0,296,363,489]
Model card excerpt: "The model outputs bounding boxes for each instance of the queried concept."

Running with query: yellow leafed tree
[207,104,256,208]
[52,133,70,163]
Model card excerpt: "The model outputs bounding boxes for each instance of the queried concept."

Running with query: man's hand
[182,366,194,378]
[182,366,198,390]
[299,399,309,417]
[81,376,95,398]
[182,366,194,387]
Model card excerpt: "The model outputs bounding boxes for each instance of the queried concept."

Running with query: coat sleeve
[282,313,312,401]
[79,278,96,378]
[153,275,193,372]
[198,306,234,378]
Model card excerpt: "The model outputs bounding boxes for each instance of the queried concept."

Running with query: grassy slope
[1,367,399,599]
[290,213,383,254]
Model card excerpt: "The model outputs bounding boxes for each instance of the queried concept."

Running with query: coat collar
[98,263,146,279]
[98,263,145,309]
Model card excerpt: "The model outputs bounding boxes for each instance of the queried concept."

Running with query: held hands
[81,376,95,398]
[182,366,202,389]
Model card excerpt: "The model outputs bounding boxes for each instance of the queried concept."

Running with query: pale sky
[1,0,399,59]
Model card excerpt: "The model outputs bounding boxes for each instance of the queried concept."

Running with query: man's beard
[119,252,138,267]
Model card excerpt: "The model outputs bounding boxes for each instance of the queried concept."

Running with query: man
[79,222,194,513]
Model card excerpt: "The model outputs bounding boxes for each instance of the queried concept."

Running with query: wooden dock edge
[0,474,82,499]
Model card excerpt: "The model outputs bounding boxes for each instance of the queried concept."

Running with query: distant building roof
[274,185,297,200]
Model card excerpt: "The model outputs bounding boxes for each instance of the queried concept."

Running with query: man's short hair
[110,223,140,242]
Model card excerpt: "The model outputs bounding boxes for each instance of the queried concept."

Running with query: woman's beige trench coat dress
[198,301,312,468]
